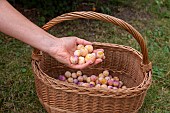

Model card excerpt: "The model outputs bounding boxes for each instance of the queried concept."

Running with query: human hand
[48,36,103,69]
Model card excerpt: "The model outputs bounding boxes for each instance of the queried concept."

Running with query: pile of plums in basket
[58,70,127,90]
[70,44,105,64]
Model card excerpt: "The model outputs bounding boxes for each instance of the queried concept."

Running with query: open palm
[49,36,103,69]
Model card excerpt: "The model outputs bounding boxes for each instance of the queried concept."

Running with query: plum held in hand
[78,57,85,65]
[70,44,106,65]
[85,45,93,53]
[96,51,105,59]
[80,48,88,57]
[77,44,84,50]
[85,53,96,63]
[70,56,78,64]
[74,50,81,57]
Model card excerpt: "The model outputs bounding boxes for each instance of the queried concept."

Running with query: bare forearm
[0,0,58,53]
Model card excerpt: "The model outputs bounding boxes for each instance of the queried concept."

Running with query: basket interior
[39,44,144,88]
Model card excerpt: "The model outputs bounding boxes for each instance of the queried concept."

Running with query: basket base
[38,98,139,113]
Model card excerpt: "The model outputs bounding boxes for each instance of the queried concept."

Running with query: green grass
[1,1,170,113]
[0,36,45,112]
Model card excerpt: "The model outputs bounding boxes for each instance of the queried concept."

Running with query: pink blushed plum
[113,81,119,87]
[70,56,78,64]
[73,79,79,84]
[58,75,66,81]
[90,75,97,82]
[107,79,113,86]
[78,76,84,82]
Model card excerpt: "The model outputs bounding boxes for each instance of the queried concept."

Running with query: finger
[93,49,104,53]
[93,58,103,65]
[69,61,92,69]
[87,59,103,67]
[76,38,92,45]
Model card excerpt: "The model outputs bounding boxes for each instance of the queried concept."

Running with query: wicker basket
[32,11,152,113]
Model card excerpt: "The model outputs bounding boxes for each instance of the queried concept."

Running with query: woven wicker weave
[32,11,152,113]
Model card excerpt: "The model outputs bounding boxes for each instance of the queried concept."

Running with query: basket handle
[32,11,151,72]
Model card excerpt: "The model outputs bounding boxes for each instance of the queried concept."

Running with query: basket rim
[32,42,152,98]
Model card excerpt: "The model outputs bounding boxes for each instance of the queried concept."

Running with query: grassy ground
[1,1,170,113]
